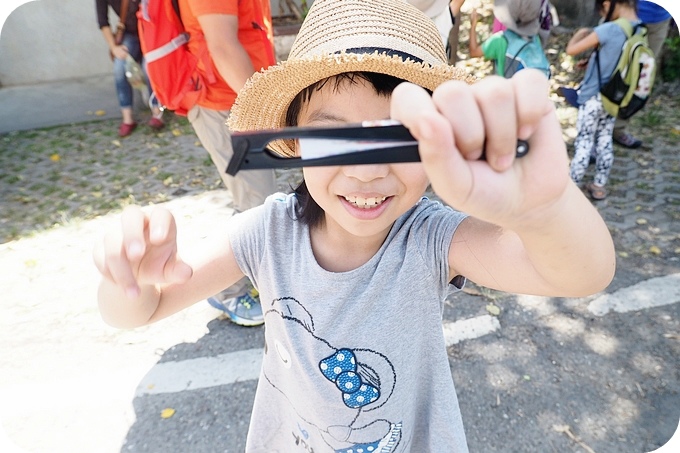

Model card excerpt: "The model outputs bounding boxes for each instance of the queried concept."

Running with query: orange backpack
[137,0,215,116]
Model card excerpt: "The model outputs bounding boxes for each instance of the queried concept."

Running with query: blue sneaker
[208,286,264,327]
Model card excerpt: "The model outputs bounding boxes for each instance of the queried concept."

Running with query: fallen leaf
[523,375,531,381]
[95,110,106,116]
[649,246,661,255]
[160,408,175,419]
[111,140,122,147]
[163,176,173,186]
[618,251,629,258]
[486,304,501,316]
[636,218,648,225]
[50,154,60,162]
[172,128,182,137]
[675,248,680,254]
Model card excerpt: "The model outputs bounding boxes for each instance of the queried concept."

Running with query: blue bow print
[319,348,380,408]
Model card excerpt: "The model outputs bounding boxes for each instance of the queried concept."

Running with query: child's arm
[566,27,598,56]
[93,206,245,328]
[468,10,484,58]
[391,70,616,297]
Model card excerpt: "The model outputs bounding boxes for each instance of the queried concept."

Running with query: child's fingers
[390,82,446,142]
[431,80,485,160]
[121,205,148,260]
[510,69,553,140]
[391,82,461,162]
[391,82,473,204]
[99,206,184,298]
[147,208,193,284]
[101,227,142,298]
[468,76,519,171]
[148,207,176,245]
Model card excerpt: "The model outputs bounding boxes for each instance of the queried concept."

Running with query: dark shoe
[586,183,607,200]
[613,131,642,149]
[118,122,137,137]
[208,285,264,327]
[148,117,165,131]
[556,86,580,108]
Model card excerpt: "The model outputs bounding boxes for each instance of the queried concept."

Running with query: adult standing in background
[612,0,672,149]
[96,0,165,137]
[408,1,467,64]
[178,0,277,327]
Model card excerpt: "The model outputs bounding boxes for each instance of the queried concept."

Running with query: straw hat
[493,0,542,38]
[228,0,475,157]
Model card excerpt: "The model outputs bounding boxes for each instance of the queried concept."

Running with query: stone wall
[0,0,302,87]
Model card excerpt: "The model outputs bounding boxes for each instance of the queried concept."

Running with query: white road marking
[132,315,503,396]
[588,273,680,316]
[443,315,501,346]
[135,348,263,396]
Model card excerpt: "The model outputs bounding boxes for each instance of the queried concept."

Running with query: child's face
[296,77,429,240]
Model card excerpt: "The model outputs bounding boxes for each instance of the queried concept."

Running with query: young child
[469,0,551,78]
[566,0,641,200]
[94,0,615,451]
[491,0,553,48]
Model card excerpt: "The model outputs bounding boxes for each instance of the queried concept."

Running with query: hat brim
[493,3,540,37]
[228,51,475,157]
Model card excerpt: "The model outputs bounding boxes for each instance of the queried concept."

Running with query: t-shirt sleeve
[410,202,468,290]
[226,193,288,287]
[481,32,507,74]
[594,21,618,47]
[95,0,110,29]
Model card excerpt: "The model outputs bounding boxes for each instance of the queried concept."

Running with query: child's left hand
[391,69,569,229]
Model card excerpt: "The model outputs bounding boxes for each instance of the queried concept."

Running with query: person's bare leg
[121,107,135,125]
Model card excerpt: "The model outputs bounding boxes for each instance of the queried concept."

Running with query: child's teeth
[344,196,386,209]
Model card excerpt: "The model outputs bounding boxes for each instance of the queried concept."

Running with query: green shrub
[661,35,680,82]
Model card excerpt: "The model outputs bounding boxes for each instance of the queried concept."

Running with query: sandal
[586,183,607,200]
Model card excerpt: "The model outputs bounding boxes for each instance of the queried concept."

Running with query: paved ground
[1,28,680,453]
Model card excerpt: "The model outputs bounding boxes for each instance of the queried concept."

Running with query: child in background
[566,0,641,200]
[469,0,551,78]
[94,0,615,451]
[612,0,673,148]
[492,0,553,47]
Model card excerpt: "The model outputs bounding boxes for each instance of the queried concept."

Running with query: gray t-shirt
[577,20,636,105]
[228,193,469,452]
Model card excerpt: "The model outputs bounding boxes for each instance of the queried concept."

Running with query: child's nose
[342,164,390,181]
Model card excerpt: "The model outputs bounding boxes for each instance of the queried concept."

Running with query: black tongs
[226,121,529,176]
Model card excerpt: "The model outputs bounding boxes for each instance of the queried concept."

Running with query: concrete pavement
[0,75,121,134]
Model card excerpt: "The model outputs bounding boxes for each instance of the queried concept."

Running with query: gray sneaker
[207,286,264,327]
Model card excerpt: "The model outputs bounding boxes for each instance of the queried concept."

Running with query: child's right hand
[93,205,193,299]
[391,69,567,231]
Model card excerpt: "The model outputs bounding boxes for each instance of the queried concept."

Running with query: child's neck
[612,5,639,21]
[309,219,391,273]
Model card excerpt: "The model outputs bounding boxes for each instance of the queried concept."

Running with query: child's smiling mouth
[343,195,388,209]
